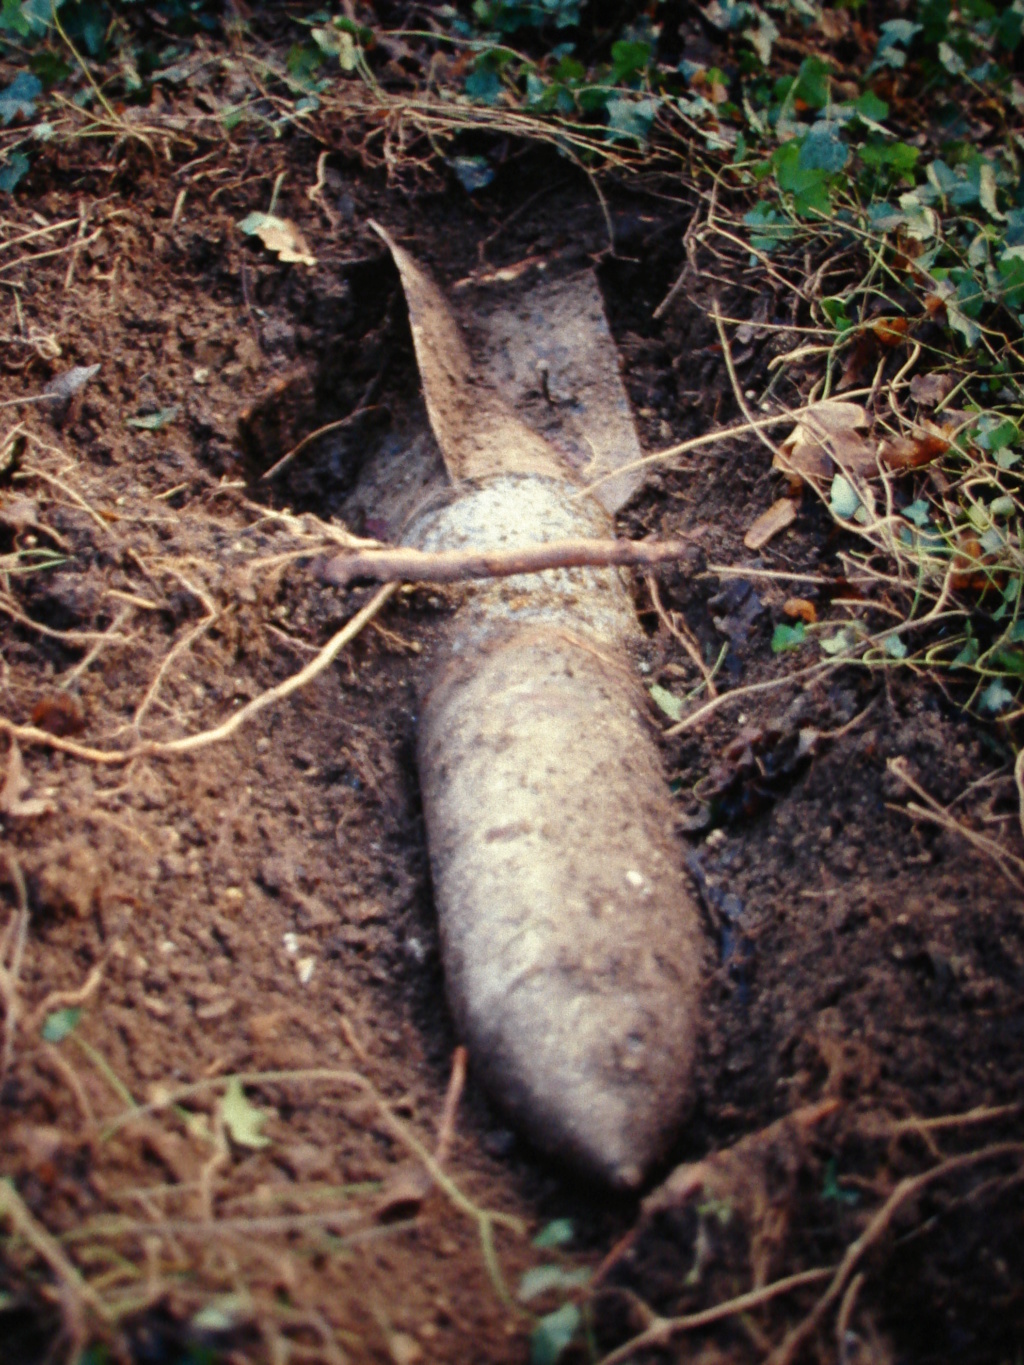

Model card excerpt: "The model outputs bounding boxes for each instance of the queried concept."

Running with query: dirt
[0,72,1022,1365]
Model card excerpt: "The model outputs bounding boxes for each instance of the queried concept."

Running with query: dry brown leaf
[238,212,316,268]
[776,401,877,482]
[774,433,833,480]
[743,497,797,550]
[0,738,54,818]
[819,8,850,39]
[783,597,817,623]
[879,429,950,470]
[837,331,877,391]
[0,495,38,530]
[909,372,954,406]
[871,315,909,347]
[950,533,990,591]
[30,693,85,737]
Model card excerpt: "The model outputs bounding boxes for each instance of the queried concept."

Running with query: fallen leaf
[774,433,832,480]
[44,364,100,405]
[950,533,991,591]
[871,315,909,347]
[801,400,867,432]
[30,694,85,737]
[709,578,765,643]
[0,738,54,818]
[909,372,954,406]
[879,429,950,470]
[744,496,797,550]
[819,8,850,39]
[238,211,316,267]
[372,1162,432,1223]
[649,683,684,722]
[776,401,877,482]
[127,405,179,431]
[0,494,38,529]
[784,597,817,623]
[220,1077,271,1149]
[837,331,876,391]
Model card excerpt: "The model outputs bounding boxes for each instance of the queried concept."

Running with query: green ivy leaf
[126,406,180,431]
[533,1218,574,1248]
[990,647,1024,678]
[465,63,503,105]
[0,71,41,125]
[799,122,848,173]
[829,474,861,519]
[0,0,32,36]
[820,627,857,657]
[41,1007,81,1043]
[606,96,658,144]
[771,622,806,653]
[0,152,29,193]
[938,40,966,75]
[953,636,980,667]
[883,634,908,660]
[649,684,683,721]
[450,156,494,192]
[822,296,851,330]
[853,89,888,122]
[530,1303,580,1365]
[518,1265,590,1302]
[979,679,1015,713]
[220,1078,271,1149]
[792,55,832,109]
[744,201,794,253]
[609,39,651,85]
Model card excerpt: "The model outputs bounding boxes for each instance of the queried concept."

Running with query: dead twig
[713,298,781,462]
[26,960,107,1035]
[887,757,1024,891]
[0,592,129,645]
[0,584,396,765]
[646,573,717,698]
[766,1143,1024,1365]
[665,656,845,735]
[0,1176,114,1352]
[130,569,218,733]
[864,1102,1021,1140]
[597,1266,834,1365]
[435,1045,468,1169]
[577,387,873,502]
[260,404,388,482]
[324,535,698,588]
[0,853,29,1079]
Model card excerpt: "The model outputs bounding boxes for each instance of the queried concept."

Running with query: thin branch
[0,854,29,1079]
[0,585,396,766]
[597,1266,834,1365]
[766,1144,1024,1365]
[577,388,873,501]
[887,757,1024,891]
[260,404,388,481]
[865,1103,1021,1139]
[323,536,698,588]
[0,1176,113,1348]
